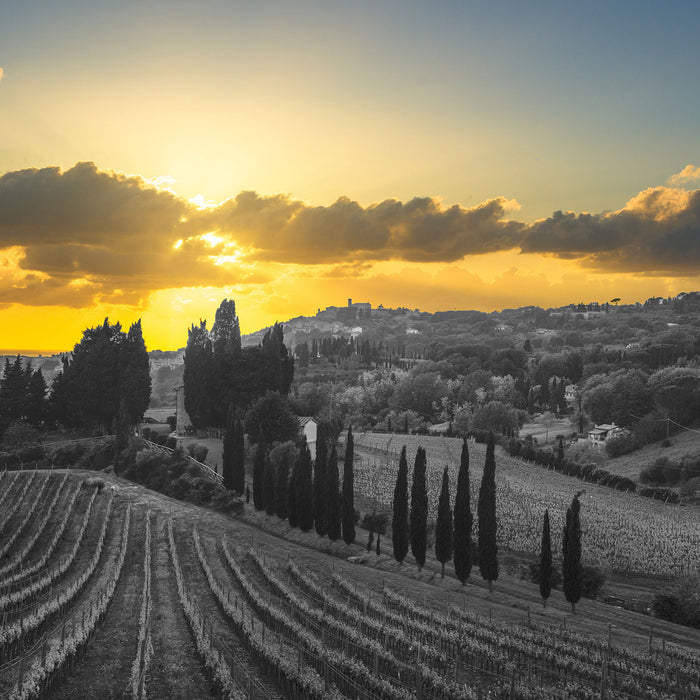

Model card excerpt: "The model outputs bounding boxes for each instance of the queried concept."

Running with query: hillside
[0,468,698,699]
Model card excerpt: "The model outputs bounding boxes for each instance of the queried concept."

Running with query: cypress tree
[540,509,552,608]
[296,437,314,532]
[233,418,245,493]
[453,438,473,584]
[264,457,276,516]
[287,463,299,528]
[326,445,341,541]
[392,446,409,563]
[252,434,266,511]
[435,466,453,578]
[183,320,214,429]
[410,446,428,570]
[222,403,236,490]
[342,426,356,545]
[556,436,565,466]
[478,432,499,591]
[275,458,289,521]
[313,430,328,536]
[563,492,583,614]
[119,319,151,428]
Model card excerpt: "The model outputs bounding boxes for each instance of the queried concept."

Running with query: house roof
[296,416,315,428]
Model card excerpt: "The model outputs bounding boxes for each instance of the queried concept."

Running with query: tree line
[246,425,357,546]
[0,318,150,446]
[241,427,584,611]
[183,299,294,429]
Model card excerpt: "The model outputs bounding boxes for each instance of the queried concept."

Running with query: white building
[587,423,621,448]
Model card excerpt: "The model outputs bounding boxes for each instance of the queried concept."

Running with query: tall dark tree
[563,492,583,614]
[478,432,499,591]
[222,404,236,490]
[313,429,328,536]
[244,391,299,445]
[0,357,29,436]
[435,466,453,578]
[73,319,123,432]
[342,426,356,545]
[26,367,47,427]
[264,457,276,516]
[233,418,245,493]
[556,436,565,466]
[211,299,242,425]
[453,438,473,584]
[295,437,314,532]
[183,320,214,429]
[252,435,266,511]
[119,319,151,427]
[325,445,341,541]
[287,463,299,528]
[539,509,553,608]
[275,458,289,520]
[261,322,294,396]
[392,446,409,563]
[410,446,428,570]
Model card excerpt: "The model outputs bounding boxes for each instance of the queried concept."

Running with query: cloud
[667,164,700,188]
[519,186,700,274]
[1,161,699,310]
[203,191,525,263]
[0,68,3,82]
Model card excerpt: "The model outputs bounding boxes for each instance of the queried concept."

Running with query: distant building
[564,384,577,406]
[297,416,317,459]
[348,298,371,311]
[587,423,621,448]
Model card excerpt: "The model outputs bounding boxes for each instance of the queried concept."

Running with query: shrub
[523,559,563,589]
[51,442,88,467]
[615,477,636,492]
[652,577,700,629]
[167,415,177,431]
[580,565,606,599]
[605,433,641,458]
[640,458,667,485]
[82,477,106,491]
[661,438,671,448]
[187,442,209,462]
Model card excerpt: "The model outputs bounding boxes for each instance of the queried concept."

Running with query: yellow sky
[1,249,695,354]
[2,5,700,352]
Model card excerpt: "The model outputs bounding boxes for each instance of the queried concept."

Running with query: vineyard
[0,468,699,699]
[351,432,700,577]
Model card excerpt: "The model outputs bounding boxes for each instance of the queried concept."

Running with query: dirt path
[50,504,144,700]
[147,514,216,699]
[174,526,287,700]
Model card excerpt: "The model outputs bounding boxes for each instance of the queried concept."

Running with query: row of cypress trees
[246,426,357,546]
[391,432,500,589]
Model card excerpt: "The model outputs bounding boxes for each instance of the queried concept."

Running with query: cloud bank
[0,162,698,307]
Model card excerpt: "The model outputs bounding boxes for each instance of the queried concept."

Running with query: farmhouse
[297,416,318,459]
[587,423,621,448]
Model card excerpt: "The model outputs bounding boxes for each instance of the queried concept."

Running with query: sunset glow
[1,1,699,352]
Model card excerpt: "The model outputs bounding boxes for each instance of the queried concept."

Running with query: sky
[1,1,699,352]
